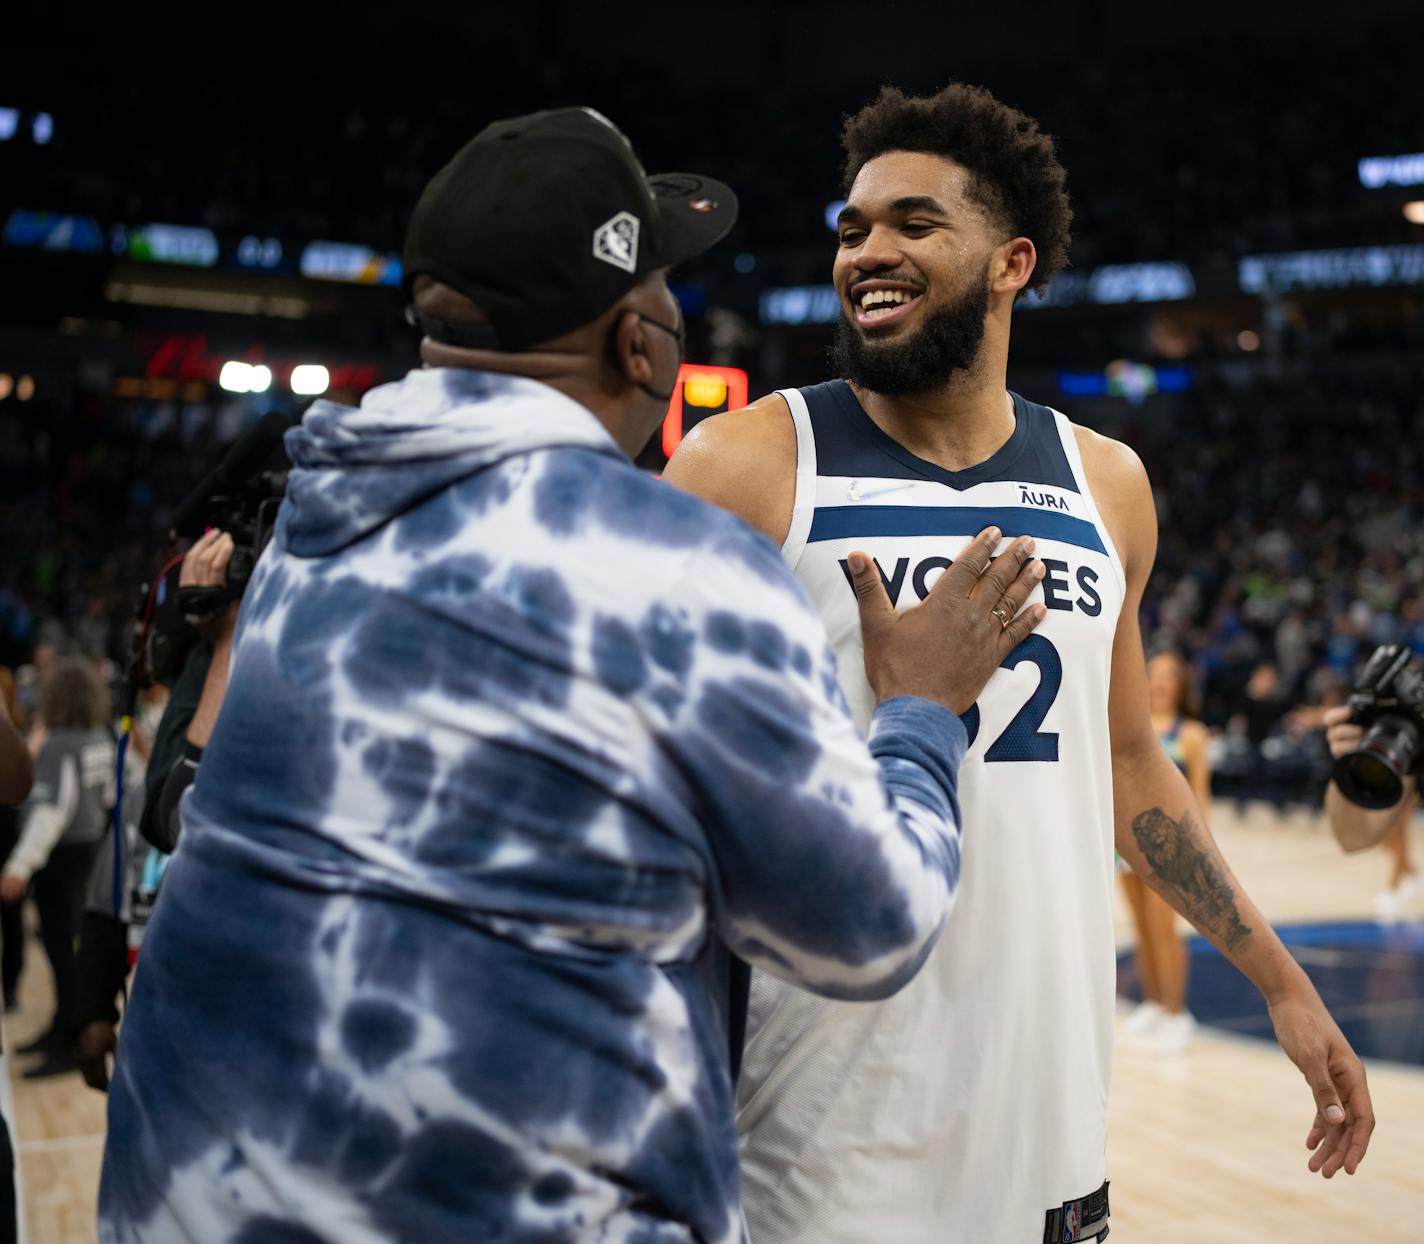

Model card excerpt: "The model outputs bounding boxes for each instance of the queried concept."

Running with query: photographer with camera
[137,413,290,856]
[70,416,289,1097]
[1323,645,1423,916]
[72,528,242,1093]
[147,528,241,850]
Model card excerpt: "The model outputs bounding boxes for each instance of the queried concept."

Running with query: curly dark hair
[841,84,1072,295]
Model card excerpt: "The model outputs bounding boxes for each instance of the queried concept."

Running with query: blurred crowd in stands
[1136,354,1424,806]
[3,11,1421,283]
[0,392,209,684]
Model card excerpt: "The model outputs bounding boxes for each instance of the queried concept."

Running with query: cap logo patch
[594,211,640,274]
[689,198,715,213]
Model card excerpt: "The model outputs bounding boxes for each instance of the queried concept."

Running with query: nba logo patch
[1044,1181,1108,1242]
[593,211,640,273]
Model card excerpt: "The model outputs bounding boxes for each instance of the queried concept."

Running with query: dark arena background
[2,3,1423,1240]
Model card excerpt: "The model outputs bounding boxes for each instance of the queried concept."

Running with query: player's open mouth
[851,284,924,330]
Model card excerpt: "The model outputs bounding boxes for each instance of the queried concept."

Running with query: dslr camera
[145,411,293,684]
[1332,644,1424,809]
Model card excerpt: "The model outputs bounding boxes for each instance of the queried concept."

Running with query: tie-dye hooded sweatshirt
[99,368,967,1244]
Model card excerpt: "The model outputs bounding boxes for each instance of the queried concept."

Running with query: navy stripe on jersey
[800,380,1079,493]
[807,504,1108,555]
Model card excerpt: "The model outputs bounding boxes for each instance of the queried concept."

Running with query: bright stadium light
[16,376,34,402]
[248,364,272,394]
[0,109,16,142]
[32,113,53,145]
[290,364,330,395]
[219,361,252,393]
[1405,201,1424,225]
[0,375,11,400]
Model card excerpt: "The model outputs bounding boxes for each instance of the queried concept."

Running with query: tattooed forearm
[1131,806,1253,951]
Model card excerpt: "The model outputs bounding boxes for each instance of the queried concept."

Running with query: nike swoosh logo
[846,481,916,502]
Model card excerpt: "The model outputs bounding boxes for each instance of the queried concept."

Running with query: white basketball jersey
[736,382,1124,1244]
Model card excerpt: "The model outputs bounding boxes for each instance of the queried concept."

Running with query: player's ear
[992,237,1037,297]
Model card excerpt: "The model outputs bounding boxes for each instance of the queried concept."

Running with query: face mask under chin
[635,311,685,403]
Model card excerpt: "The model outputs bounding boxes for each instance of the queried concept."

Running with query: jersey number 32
[961,634,1061,763]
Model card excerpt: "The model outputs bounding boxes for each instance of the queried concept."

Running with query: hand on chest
[834,540,1107,621]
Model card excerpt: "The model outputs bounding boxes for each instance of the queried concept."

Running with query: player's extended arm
[661,395,798,544]
[1086,430,1374,1179]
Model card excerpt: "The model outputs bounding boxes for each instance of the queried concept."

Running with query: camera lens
[1332,715,1421,809]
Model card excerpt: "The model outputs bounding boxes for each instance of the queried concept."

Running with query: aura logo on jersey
[1018,485,1072,512]
[837,554,1103,616]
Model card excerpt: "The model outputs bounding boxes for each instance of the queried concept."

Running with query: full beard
[829,262,991,396]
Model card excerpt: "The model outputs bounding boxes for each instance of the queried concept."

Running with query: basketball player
[664,84,1374,1243]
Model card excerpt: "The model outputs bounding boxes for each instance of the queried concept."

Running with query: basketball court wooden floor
[9,804,1424,1244]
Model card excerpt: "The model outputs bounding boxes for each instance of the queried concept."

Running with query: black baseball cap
[402,107,738,351]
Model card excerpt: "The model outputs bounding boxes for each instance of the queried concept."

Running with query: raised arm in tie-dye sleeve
[649,533,966,1002]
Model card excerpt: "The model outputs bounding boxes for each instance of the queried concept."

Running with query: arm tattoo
[1131,806,1253,951]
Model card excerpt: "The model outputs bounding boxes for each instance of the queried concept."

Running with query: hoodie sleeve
[652,529,967,1003]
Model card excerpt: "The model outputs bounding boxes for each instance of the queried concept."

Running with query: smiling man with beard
[664,83,1374,1243]
[827,247,991,396]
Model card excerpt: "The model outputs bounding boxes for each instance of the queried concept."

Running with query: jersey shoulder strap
[1004,394,1081,494]
[1045,404,1128,594]
[777,386,818,570]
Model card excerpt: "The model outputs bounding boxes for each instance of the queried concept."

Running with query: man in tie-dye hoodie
[99,109,1046,1244]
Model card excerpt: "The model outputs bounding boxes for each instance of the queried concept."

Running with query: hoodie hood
[280,367,622,556]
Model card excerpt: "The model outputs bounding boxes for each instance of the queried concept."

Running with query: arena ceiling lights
[758,262,1197,325]
[218,362,273,394]
[1358,152,1424,189]
[298,242,402,287]
[290,365,330,396]
[0,107,53,144]
[2,210,400,291]
[1239,243,1424,294]
[217,362,333,397]
[1022,262,1196,309]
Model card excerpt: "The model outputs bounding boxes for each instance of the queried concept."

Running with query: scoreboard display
[660,364,750,459]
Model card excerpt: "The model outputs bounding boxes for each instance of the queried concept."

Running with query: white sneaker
[1153,1011,1197,1055]
[1374,887,1405,925]
[1123,1000,1165,1038]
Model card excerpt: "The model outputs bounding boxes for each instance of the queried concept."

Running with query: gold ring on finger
[992,606,1011,630]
